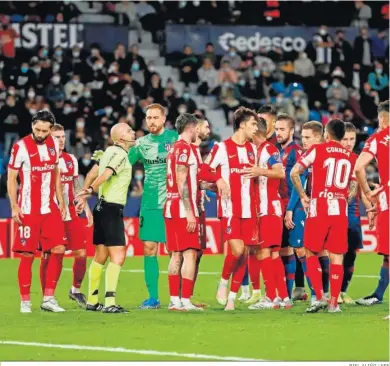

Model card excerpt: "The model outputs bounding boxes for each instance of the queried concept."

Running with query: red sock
[39,254,50,295]
[182,278,194,299]
[249,252,261,290]
[18,256,34,301]
[329,263,344,307]
[168,274,180,297]
[306,256,324,300]
[273,256,289,299]
[221,253,239,281]
[73,257,87,289]
[230,256,247,293]
[44,253,64,297]
[260,257,276,301]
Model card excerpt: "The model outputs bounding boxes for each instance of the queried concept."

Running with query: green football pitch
[0,254,388,361]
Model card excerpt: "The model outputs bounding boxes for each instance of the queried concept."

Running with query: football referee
[76,123,135,313]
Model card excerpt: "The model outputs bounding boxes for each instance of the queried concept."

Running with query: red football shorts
[13,207,66,254]
[165,217,200,252]
[259,215,283,251]
[221,216,258,245]
[199,210,207,250]
[64,215,86,251]
[376,208,389,256]
[304,214,348,254]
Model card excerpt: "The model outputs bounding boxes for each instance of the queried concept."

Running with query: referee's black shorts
[93,200,126,247]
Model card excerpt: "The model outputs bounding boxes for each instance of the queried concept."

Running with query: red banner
[0,217,378,258]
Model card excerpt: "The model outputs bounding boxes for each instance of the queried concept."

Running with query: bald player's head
[110,122,135,146]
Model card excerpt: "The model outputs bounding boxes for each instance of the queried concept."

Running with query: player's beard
[277,135,290,145]
[148,124,163,135]
[32,132,49,143]
[199,132,210,141]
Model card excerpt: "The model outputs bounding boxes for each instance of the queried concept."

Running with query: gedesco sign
[218,32,307,52]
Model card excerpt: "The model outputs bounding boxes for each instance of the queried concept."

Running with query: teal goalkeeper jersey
[128,129,178,210]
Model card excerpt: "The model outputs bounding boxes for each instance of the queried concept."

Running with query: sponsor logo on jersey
[164,143,172,152]
[61,175,74,182]
[179,153,188,162]
[226,226,232,235]
[230,168,246,174]
[49,147,55,156]
[66,161,73,169]
[248,152,255,161]
[144,158,167,164]
[32,163,56,172]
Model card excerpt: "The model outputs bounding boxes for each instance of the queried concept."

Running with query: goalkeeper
[128,104,178,309]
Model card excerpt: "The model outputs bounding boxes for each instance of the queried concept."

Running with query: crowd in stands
[0,1,388,197]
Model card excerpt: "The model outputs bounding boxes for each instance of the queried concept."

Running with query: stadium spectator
[114,1,143,43]
[311,25,333,73]
[353,27,373,82]
[45,73,65,103]
[293,52,315,78]
[332,30,353,72]
[368,61,389,100]
[371,29,387,62]
[0,94,22,156]
[197,57,219,96]
[179,45,199,86]
[351,1,372,28]
[360,82,380,120]
[200,42,217,66]
[129,168,144,198]
[326,77,349,109]
[0,21,18,59]
[220,46,242,70]
[65,74,84,100]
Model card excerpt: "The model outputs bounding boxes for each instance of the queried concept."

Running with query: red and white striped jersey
[297,140,356,217]
[8,135,59,215]
[361,126,390,213]
[164,139,199,219]
[190,143,206,212]
[256,141,283,217]
[203,138,257,218]
[59,152,79,221]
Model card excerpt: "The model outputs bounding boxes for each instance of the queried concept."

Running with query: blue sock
[374,260,389,301]
[319,256,330,294]
[282,254,296,298]
[299,255,315,296]
[241,264,249,286]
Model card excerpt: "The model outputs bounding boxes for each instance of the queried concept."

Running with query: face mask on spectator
[82,158,91,165]
[105,107,113,115]
[0,61,4,69]
[52,76,60,84]
[319,28,327,36]
[55,50,62,57]
[53,64,60,73]
[238,79,245,86]
[293,96,300,103]
[83,91,91,98]
[131,63,140,72]
[223,82,231,88]
[178,106,187,114]
[332,80,340,87]
[179,1,187,8]
[8,88,16,95]
[320,81,328,89]
[109,66,117,73]
[21,66,29,73]
[29,108,37,115]
[300,53,307,59]
[33,67,41,74]
[149,65,156,72]
[28,91,35,99]
[135,173,144,181]
[253,70,260,78]
[64,106,72,114]
[276,96,283,104]
[42,49,49,58]
[73,51,80,58]
[183,93,190,100]
[229,51,236,57]
[110,77,119,84]
[72,78,80,85]
[376,68,383,74]
[71,96,79,103]
[94,63,103,71]
[91,48,99,56]
[76,121,85,128]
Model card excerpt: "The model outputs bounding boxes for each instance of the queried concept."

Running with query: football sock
[273,256,289,299]
[230,256,248,294]
[105,262,121,307]
[248,253,261,291]
[306,256,324,299]
[72,257,87,291]
[341,249,356,293]
[319,255,330,294]
[298,255,315,295]
[242,264,249,286]
[374,257,389,301]
[260,257,276,300]
[168,274,180,299]
[329,263,344,308]
[87,260,103,305]
[144,256,159,300]
[282,254,296,298]
[39,253,50,295]
[221,253,239,281]
[193,251,203,285]
[44,252,64,298]
[181,278,194,303]
[295,255,305,288]
[18,256,34,302]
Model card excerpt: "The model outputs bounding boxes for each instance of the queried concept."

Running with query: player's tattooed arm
[176,165,192,212]
[347,180,358,203]
[290,164,307,198]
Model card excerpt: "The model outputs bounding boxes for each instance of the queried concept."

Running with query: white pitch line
[63,268,378,278]
[0,340,265,361]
